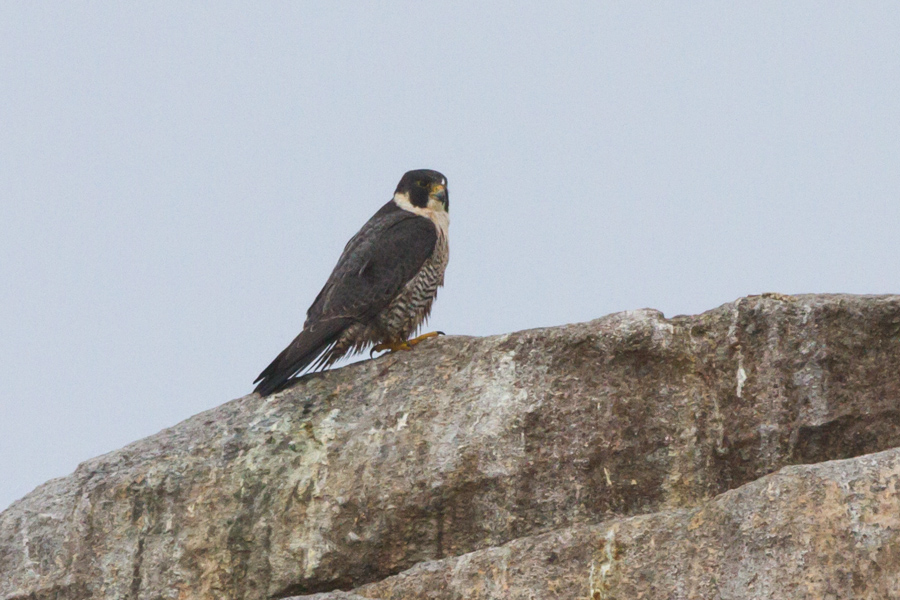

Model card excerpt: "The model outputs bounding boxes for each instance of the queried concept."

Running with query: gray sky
[2,3,898,511]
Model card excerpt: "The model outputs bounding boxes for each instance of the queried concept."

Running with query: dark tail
[253,319,349,396]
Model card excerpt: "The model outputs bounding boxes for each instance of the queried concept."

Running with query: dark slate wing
[253,202,436,395]
[308,202,438,324]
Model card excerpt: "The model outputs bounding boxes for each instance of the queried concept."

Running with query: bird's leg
[371,331,445,354]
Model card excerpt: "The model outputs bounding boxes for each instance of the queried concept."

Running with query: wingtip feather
[252,319,350,396]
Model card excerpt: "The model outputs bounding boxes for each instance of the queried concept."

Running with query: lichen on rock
[1,294,899,600]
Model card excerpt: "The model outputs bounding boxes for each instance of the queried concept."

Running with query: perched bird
[253,169,450,396]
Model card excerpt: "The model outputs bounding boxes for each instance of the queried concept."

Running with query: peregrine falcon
[253,169,450,396]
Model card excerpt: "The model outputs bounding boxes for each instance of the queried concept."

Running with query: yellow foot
[371,331,445,355]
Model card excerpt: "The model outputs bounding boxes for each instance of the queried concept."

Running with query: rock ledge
[1,294,899,600]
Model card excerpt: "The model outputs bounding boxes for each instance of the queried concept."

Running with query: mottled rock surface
[302,448,900,600]
[2,294,899,600]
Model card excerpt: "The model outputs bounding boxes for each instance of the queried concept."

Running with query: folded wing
[253,204,437,395]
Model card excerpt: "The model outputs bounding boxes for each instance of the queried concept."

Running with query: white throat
[392,192,450,240]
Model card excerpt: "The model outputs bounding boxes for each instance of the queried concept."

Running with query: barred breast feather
[376,218,449,340]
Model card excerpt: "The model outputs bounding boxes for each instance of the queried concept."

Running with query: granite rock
[1,294,899,599]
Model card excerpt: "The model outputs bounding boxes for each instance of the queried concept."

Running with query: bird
[253,169,450,396]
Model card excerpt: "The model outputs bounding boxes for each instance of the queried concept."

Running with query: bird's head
[394,169,449,214]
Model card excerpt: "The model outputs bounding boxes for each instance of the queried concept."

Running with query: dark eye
[418,180,427,187]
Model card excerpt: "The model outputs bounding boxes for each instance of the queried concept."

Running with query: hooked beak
[430,184,449,211]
